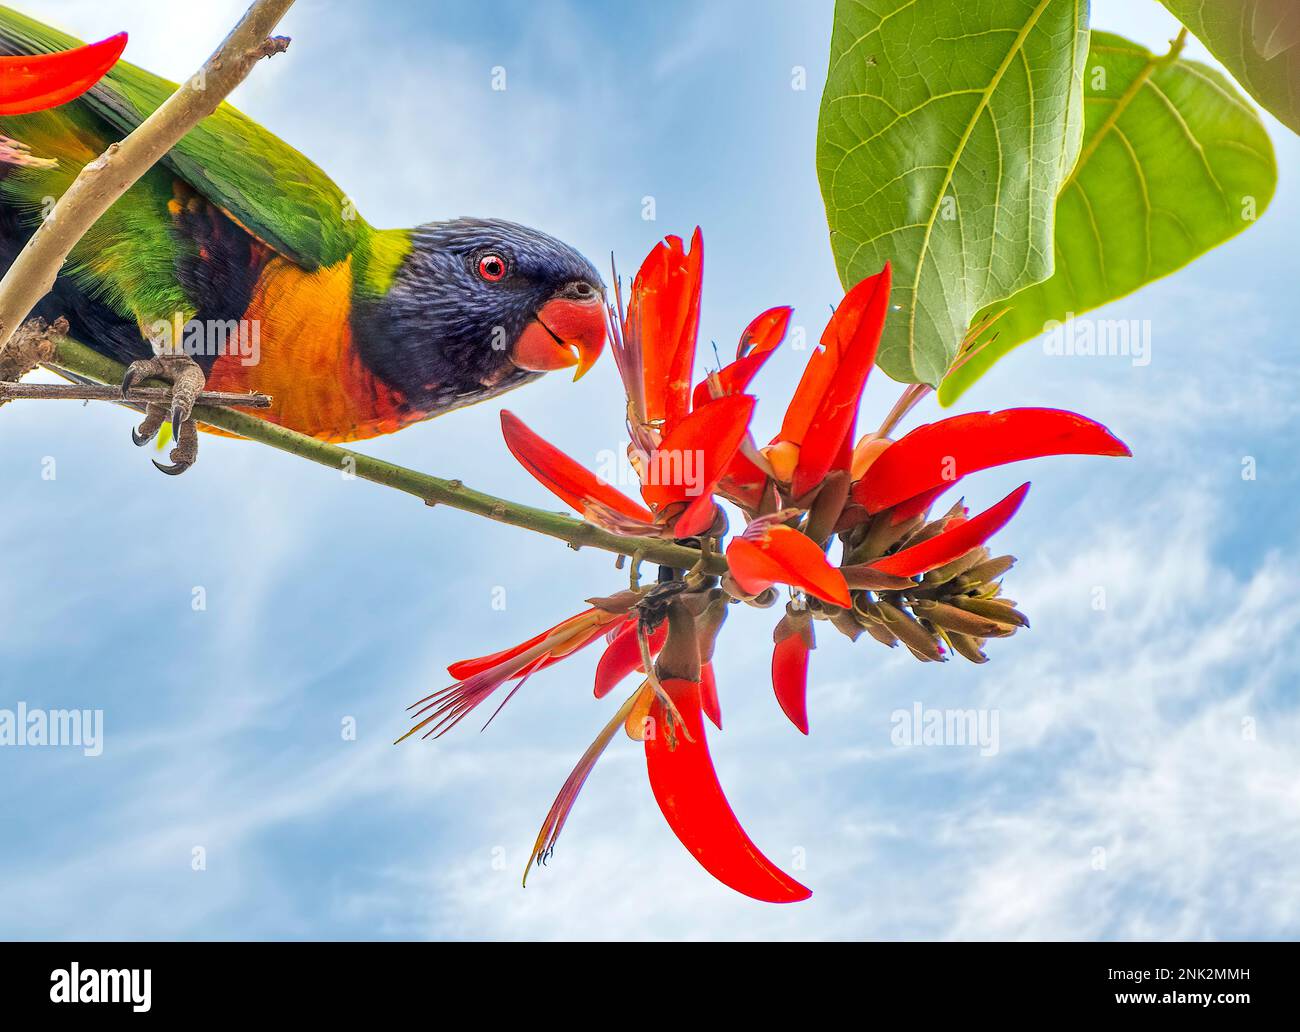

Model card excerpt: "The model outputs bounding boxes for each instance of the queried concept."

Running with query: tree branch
[0,0,297,350]
[50,335,726,574]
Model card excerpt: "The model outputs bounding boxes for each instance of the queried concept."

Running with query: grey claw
[152,459,191,476]
[132,426,155,447]
[121,370,139,398]
[170,404,184,442]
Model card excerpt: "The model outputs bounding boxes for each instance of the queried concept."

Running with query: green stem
[50,336,726,575]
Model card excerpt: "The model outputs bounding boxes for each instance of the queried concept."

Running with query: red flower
[644,678,809,903]
[500,412,653,527]
[501,230,762,540]
[501,392,755,539]
[397,608,624,742]
[772,264,891,500]
[403,229,1132,904]
[726,513,851,608]
[593,620,666,699]
[692,306,791,410]
[868,483,1030,578]
[640,392,755,534]
[621,228,703,433]
[853,408,1131,514]
[772,609,814,735]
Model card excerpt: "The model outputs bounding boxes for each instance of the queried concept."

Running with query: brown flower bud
[802,470,851,545]
[949,595,1030,628]
[963,554,1016,585]
[841,565,918,591]
[774,603,815,649]
[829,607,864,642]
[875,600,944,661]
[586,589,644,614]
[912,599,1005,638]
[693,589,731,663]
[654,597,702,683]
[852,599,902,647]
[921,547,990,586]
[944,631,989,664]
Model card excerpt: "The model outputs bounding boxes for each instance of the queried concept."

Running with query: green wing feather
[0,4,368,270]
[0,94,195,325]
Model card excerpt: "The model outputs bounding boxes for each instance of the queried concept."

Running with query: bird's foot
[122,355,205,475]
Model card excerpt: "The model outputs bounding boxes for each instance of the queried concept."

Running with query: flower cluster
[399,230,1130,903]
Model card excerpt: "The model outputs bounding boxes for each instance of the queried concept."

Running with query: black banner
[0,941,1291,1018]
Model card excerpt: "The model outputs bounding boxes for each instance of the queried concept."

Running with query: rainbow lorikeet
[0,8,606,473]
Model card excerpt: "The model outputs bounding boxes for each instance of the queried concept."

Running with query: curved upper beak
[511,284,607,381]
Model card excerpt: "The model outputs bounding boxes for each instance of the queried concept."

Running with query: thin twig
[1164,27,1189,62]
[0,381,271,408]
[0,0,297,351]
[876,382,932,438]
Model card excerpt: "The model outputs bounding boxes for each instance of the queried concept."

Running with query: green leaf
[1160,0,1300,135]
[940,30,1277,404]
[817,0,1089,385]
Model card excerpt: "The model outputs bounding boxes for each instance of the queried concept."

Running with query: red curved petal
[777,348,835,449]
[645,678,810,903]
[871,483,1030,577]
[593,620,666,698]
[450,608,612,681]
[725,537,785,595]
[726,526,851,608]
[691,306,792,410]
[448,631,550,681]
[737,306,793,361]
[771,633,811,735]
[691,352,764,410]
[631,228,702,430]
[777,266,889,446]
[854,408,1130,514]
[0,33,127,115]
[641,393,755,511]
[501,410,654,524]
[699,662,722,730]
[791,265,891,498]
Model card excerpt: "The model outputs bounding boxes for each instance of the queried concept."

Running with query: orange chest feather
[205,256,413,442]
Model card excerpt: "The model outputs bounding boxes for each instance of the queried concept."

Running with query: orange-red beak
[512,293,607,381]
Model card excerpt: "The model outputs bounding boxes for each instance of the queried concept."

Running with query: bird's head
[362,218,606,409]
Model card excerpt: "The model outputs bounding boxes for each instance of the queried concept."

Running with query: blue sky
[1,0,1298,940]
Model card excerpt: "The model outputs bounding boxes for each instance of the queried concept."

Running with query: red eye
[477,253,507,282]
